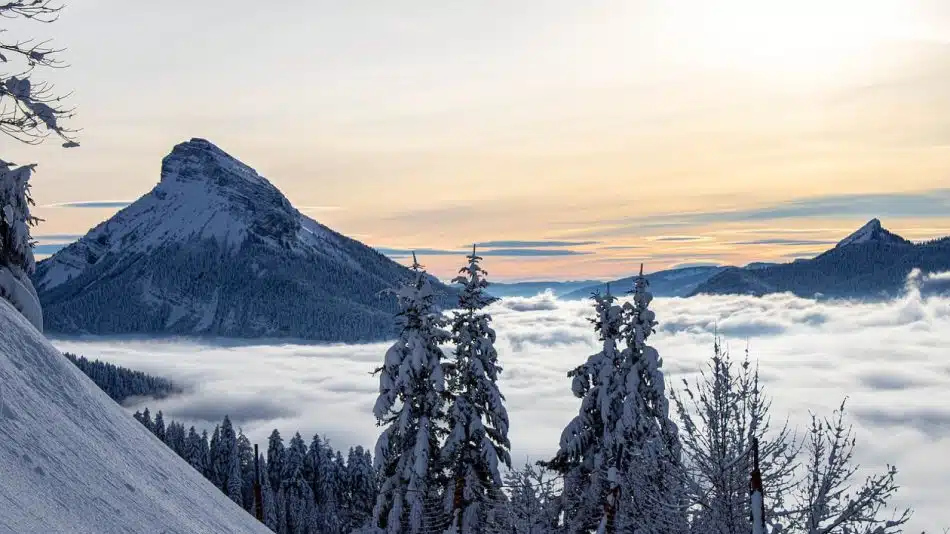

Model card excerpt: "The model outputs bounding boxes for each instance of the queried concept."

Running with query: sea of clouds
[52,282,950,531]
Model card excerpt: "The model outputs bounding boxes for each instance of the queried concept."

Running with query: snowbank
[0,298,271,534]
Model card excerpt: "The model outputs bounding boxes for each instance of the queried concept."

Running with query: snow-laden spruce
[545,268,684,533]
[0,160,43,330]
[372,253,452,534]
[442,245,512,533]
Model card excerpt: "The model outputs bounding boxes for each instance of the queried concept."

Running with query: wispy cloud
[33,244,68,255]
[297,206,344,212]
[564,190,950,238]
[40,201,133,209]
[733,238,836,246]
[377,247,591,257]
[473,240,598,248]
[647,236,710,242]
[33,234,84,243]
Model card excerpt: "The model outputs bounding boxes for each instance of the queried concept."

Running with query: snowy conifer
[209,425,222,488]
[544,286,625,532]
[442,245,511,533]
[199,430,212,479]
[237,431,255,510]
[260,455,279,531]
[282,432,314,534]
[153,410,166,442]
[347,446,378,531]
[372,253,451,534]
[268,429,286,492]
[184,426,206,473]
[611,267,684,533]
[501,463,560,534]
[140,407,154,433]
[216,416,238,496]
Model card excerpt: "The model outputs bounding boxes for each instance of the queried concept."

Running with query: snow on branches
[442,245,511,533]
[372,253,451,534]
[1,0,78,146]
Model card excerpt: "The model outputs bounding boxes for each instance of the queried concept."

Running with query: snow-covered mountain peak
[835,218,911,248]
[159,138,268,189]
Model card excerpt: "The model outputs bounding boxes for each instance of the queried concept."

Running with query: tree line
[63,352,181,403]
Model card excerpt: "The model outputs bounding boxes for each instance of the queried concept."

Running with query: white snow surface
[0,265,42,331]
[0,299,272,534]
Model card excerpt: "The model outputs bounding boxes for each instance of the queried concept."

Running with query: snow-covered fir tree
[545,268,684,533]
[544,285,624,531]
[184,426,208,473]
[442,245,511,533]
[153,410,166,442]
[610,268,686,533]
[237,431,255,510]
[268,429,286,492]
[209,425,222,488]
[372,253,452,534]
[0,161,43,329]
[282,432,314,534]
[260,455,279,531]
[347,445,378,531]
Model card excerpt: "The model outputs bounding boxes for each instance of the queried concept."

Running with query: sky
[52,280,950,532]
[6,0,950,280]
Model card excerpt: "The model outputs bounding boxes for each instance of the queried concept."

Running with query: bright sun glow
[658,0,920,81]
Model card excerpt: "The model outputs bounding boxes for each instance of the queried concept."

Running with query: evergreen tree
[217,416,238,495]
[153,410,166,443]
[612,268,684,533]
[141,407,153,433]
[543,287,624,532]
[442,245,511,533]
[237,430,255,511]
[260,455,279,531]
[184,426,207,473]
[371,253,451,534]
[347,445,377,532]
[267,429,286,496]
[209,425,222,488]
[305,433,326,506]
[282,432,313,534]
[199,429,212,479]
[227,439,243,506]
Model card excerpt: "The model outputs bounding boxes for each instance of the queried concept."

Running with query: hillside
[563,265,725,300]
[0,299,272,534]
[33,138,454,342]
[690,219,950,299]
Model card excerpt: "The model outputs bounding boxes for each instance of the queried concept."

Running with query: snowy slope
[33,138,454,342]
[0,299,272,534]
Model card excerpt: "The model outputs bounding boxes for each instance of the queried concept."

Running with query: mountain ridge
[690,219,950,299]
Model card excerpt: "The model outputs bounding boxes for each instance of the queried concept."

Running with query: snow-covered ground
[51,290,950,532]
[0,299,272,534]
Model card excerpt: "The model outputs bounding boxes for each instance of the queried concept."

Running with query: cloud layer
[52,289,950,531]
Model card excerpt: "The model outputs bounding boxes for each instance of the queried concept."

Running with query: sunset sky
[8,0,950,281]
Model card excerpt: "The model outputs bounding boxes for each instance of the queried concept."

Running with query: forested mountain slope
[34,138,454,342]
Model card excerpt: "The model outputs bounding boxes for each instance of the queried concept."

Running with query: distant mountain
[563,265,726,300]
[34,138,454,342]
[690,219,950,299]
[487,280,601,298]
